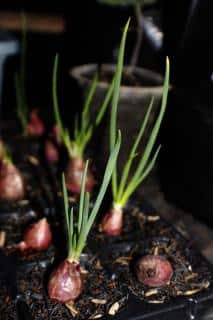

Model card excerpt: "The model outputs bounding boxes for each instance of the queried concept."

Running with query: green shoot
[110,19,170,207]
[52,54,115,159]
[110,18,131,199]
[62,132,121,261]
[2,145,13,165]
[15,12,28,133]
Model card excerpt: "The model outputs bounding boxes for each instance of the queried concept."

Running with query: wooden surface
[0,11,65,34]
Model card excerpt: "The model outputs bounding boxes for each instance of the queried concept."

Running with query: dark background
[1,0,213,225]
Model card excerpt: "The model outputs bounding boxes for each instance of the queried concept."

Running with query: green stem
[130,1,143,67]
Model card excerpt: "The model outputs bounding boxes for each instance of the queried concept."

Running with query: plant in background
[44,138,59,164]
[18,218,52,251]
[100,19,170,236]
[0,145,26,201]
[97,0,157,67]
[52,54,115,194]
[15,13,45,136]
[48,133,121,304]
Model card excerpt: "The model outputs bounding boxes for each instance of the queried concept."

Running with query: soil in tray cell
[5,255,128,320]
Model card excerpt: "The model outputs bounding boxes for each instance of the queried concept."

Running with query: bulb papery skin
[65,157,95,194]
[0,162,26,201]
[136,255,173,287]
[19,218,52,251]
[48,259,83,303]
[100,204,123,236]
[45,139,59,163]
[26,109,45,137]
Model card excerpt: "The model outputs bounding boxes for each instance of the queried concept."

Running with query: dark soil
[0,255,128,320]
[92,201,169,244]
[1,203,212,319]
[96,204,213,304]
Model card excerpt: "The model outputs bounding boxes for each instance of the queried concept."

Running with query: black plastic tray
[1,204,213,320]
[0,135,213,319]
[93,201,213,320]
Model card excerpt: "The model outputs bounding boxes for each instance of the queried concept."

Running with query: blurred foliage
[97,0,158,7]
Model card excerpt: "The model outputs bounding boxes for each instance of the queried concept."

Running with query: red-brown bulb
[45,139,59,163]
[52,125,61,145]
[136,255,173,287]
[100,205,123,236]
[26,109,45,136]
[0,162,26,201]
[65,157,95,194]
[19,218,52,251]
[48,259,83,303]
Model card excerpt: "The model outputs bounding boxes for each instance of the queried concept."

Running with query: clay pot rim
[70,64,165,97]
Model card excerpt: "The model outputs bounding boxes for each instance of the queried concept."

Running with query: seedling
[18,218,52,251]
[0,145,26,201]
[48,132,121,304]
[52,54,115,194]
[100,19,170,236]
[15,13,44,136]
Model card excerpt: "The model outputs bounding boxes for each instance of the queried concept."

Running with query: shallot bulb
[18,218,52,251]
[26,109,45,136]
[0,161,26,201]
[45,139,59,163]
[136,255,173,287]
[65,157,95,194]
[100,204,123,236]
[48,259,83,303]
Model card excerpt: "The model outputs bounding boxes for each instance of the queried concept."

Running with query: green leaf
[85,131,121,238]
[118,57,170,206]
[82,73,98,134]
[78,160,89,234]
[129,57,169,185]
[138,144,161,183]
[52,54,63,135]
[95,76,115,127]
[110,19,131,199]
[62,173,72,253]
[76,192,90,256]
[116,97,154,201]
[68,207,74,257]
[64,131,121,261]
[120,145,161,205]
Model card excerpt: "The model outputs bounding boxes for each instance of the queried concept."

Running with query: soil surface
[0,254,127,320]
